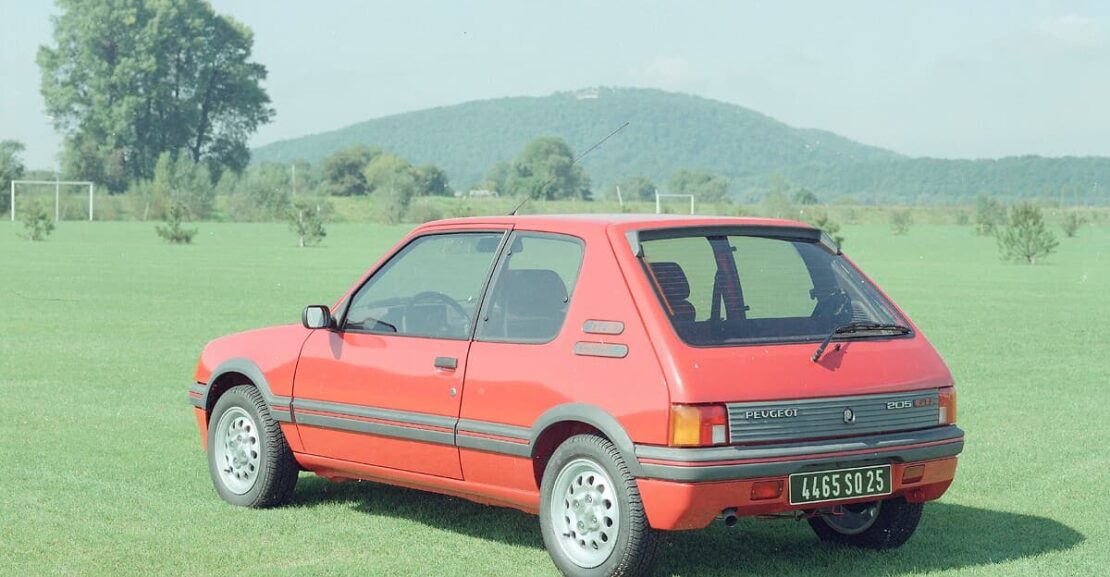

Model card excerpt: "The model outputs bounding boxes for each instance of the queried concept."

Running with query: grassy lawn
[0,220,1106,576]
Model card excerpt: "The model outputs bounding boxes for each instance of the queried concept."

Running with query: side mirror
[302,305,335,330]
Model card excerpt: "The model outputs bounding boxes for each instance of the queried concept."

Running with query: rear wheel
[807,497,923,549]
[207,385,298,508]
[539,434,663,577]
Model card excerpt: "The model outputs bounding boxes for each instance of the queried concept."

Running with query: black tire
[807,497,924,549]
[539,434,664,577]
[206,385,298,508]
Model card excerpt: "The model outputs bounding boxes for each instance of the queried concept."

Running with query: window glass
[476,233,584,343]
[344,232,504,339]
[640,232,904,346]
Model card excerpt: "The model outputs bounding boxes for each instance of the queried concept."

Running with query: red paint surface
[190,215,961,528]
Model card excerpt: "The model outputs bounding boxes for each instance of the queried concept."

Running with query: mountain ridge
[252,87,1110,205]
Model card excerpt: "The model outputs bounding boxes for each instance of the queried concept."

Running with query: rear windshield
[638,231,906,346]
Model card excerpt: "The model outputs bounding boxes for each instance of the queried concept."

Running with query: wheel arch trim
[202,357,292,422]
[529,404,644,477]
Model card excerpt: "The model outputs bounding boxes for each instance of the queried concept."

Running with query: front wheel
[807,497,924,549]
[539,434,663,577]
[207,385,299,508]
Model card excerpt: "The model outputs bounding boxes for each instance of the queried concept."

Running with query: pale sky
[2,0,1108,169]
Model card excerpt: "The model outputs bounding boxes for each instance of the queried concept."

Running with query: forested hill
[253,87,1110,204]
[252,87,899,187]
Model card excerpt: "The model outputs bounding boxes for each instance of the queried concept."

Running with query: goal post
[655,192,695,215]
[10,180,95,222]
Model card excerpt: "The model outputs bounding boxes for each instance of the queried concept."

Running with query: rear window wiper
[811,321,911,362]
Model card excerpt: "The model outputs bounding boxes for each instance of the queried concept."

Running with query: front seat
[499,269,569,341]
[648,261,696,322]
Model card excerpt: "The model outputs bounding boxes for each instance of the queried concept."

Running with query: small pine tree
[975,194,1006,235]
[997,203,1058,265]
[155,200,198,244]
[21,199,55,241]
[1061,212,1083,238]
[809,209,845,247]
[890,209,914,235]
[288,198,328,247]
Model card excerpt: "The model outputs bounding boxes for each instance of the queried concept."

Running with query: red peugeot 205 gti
[189,214,962,577]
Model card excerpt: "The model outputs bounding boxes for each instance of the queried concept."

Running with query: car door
[292,229,507,479]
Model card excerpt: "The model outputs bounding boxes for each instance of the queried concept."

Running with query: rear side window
[639,231,904,346]
[476,232,584,343]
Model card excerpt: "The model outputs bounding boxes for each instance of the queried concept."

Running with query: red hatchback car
[190,214,962,577]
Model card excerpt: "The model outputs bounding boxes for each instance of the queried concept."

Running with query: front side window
[476,232,584,343]
[639,230,905,346]
[344,232,504,339]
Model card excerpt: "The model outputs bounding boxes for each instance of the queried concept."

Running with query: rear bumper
[633,426,963,530]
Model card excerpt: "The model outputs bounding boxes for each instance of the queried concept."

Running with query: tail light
[938,387,957,425]
[670,404,729,447]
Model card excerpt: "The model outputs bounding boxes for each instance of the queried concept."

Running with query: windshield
[638,231,907,346]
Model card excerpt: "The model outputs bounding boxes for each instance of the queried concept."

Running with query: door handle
[434,356,458,370]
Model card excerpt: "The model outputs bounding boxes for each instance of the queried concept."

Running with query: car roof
[418,213,815,233]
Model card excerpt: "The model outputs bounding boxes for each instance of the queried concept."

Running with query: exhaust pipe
[721,508,739,527]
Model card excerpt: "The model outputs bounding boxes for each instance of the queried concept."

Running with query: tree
[808,210,845,247]
[38,0,273,189]
[481,161,511,193]
[890,209,913,235]
[793,188,819,205]
[321,145,379,196]
[414,164,452,196]
[1061,212,1084,238]
[21,199,54,241]
[997,203,1058,264]
[288,198,328,247]
[503,137,590,200]
[155,200,197,244]
[975,194,1006,235]
[613,176,656,202]
[667,169,729,203]
[1,140,26,214]
[224,163,291,222]
[365,154,417,224]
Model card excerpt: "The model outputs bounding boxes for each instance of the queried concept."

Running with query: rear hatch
[619,222,953,442]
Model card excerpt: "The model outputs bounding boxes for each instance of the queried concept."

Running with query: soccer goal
[655,192,695,215]
[10,179,96,221]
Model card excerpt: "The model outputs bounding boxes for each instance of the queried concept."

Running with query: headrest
[649,261,690,301]
[501,269,568,312]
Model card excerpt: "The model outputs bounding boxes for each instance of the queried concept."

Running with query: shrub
[975,194,1006,235]
[1061,212,1084,238]
[404,201,444,223]
[288,198,329,247]
[997,203,1058,264]
[890,209,913,235]
[808,209,845,247]
[21,199,55,241]
[156,201,197,244]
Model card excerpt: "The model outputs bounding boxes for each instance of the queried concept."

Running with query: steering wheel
[407,291,471,334]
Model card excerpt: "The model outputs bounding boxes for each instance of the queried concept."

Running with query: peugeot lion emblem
[843,407,856,424]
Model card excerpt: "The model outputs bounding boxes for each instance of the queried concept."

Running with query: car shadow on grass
[294,476,1083,576]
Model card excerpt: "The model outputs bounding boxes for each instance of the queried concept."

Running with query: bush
[975,194,1006,235]
[890,209,913,235]
[1061,212,1084,238]
[288,198,329,247]
[21,199,55,241]
[156,201,197,244]
[405,201,444,223]
[808,209,845,247]
[997,203,1058,264]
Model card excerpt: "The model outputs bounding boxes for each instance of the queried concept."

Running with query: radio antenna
[508,121,630,216]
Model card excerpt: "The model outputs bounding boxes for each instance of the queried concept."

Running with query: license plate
[789,465,892,505]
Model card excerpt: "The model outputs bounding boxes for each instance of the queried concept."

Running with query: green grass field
[1,221,1107,576]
